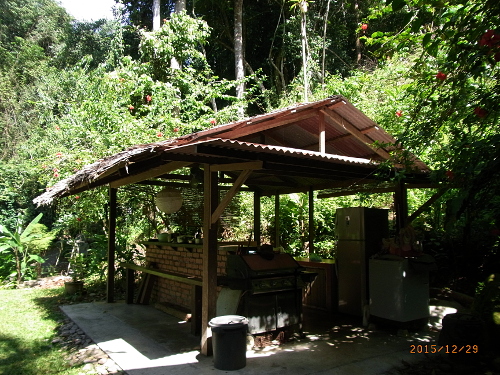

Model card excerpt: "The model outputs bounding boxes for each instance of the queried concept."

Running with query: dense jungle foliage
[0,0,498,301]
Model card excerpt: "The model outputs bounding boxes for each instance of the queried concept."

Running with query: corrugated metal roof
[179,138,375,165]
[34,96,431,205]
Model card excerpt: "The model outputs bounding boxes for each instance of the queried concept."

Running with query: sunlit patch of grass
[0,288,85,375]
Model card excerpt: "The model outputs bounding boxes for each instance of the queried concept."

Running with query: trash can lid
[209,315,248,328]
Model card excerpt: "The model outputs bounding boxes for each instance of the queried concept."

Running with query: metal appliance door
[337,240,367,316]
[244,293,276,334]
[335,207,366,240]
[276,290,300,328]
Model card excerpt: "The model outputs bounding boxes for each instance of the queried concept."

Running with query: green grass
[0,288,85,375]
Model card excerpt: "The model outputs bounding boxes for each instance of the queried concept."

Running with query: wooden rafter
[408,188,448,224]
[211,168,254,224]
[321,108,392,160]
[109,161,191,188]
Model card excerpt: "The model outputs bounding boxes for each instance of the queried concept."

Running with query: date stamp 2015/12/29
[410,344,479,354]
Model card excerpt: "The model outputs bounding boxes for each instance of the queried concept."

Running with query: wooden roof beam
[109,161,192,188]
[321,108,392,160]
[210,167,254,224]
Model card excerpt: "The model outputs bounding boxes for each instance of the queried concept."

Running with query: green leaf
[28,254,45,263]
[411,18,423,34]
[422,33,432,48]
[426,41,439,57]
[19,213,43,241]
[392,0,407,12]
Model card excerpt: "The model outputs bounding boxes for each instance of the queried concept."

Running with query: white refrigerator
[335,207,388,317]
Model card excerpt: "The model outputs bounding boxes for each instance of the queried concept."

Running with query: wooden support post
[394,181,408,232]
[319,111,326,155]
[107,187,117,303]
[274,193,280,248]
[309,187,314,254]
[191,285,202,336]
[201,165,218,356]
[254,191,261,247]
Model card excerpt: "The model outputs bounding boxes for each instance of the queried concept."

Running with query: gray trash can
[209,315,248,370]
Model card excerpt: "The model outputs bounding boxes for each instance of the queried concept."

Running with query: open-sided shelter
[34,95,433,355]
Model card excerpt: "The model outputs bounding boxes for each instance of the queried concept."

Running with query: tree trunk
[234,0,245,118]
[299,2,309,102]
[354,0,362,66]
[171,0,187,70]
[174,0,186,13]
[152,0,160,31]
[321,0,331,87]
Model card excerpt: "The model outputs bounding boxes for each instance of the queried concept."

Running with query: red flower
[53,167,59,172]
[128,105,134,110]
[479,30,500,48]
[157,132,163,137]
[53,172,59,178]
[146,95,152,102]
[76,217,81,222]
[395,110,403,117]
[55,126,60,131]
[361,23,368,31]
[75,196,80,199]
[56,152,63,158]
[210,118,216,125]
[474,107,488,118]
[490,228,500,236]
[436,71,447,81]
[173,127,179,132]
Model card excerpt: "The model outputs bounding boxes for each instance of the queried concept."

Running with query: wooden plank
[211,168,253,224]
[110,161,191,188]
[107,187,117,303]
[139,274,156,305]
[210,161,263,172]
[317,186,396,198]
[120,262,203,286]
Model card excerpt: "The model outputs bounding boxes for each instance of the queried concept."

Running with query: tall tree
[170,0,186,70]
[234,0,245,117]
[153,0,161,30]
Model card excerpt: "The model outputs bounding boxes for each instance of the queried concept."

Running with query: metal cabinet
[243,290,301,334]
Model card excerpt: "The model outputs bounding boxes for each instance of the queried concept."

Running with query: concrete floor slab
[61,301,441,375]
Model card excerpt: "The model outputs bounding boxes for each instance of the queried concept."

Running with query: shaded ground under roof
[59,301,464,375]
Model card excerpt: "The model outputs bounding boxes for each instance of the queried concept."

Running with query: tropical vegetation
[0,0,498,312]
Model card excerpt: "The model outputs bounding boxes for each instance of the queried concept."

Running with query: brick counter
[144,242,233,311]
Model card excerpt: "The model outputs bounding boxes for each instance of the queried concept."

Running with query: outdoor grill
[224,251,316,335]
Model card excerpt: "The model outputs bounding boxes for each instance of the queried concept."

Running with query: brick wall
[144,244,230,311]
